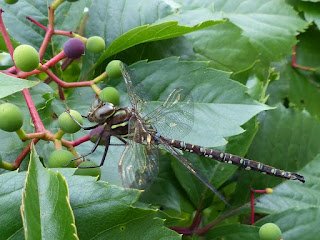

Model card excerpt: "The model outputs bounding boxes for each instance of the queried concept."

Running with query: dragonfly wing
[155,135,230,207]
[120,62,151,112]
[146,87,194,140]
[118,117,159,189]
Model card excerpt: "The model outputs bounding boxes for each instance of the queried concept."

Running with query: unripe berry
[63,38,85,59]
[0,103,23,132]
[58,110,83,133]
[99,87,120,106]
[105,60,122,78]
[13,45,40,72]
[4,0,18,4]
[75,160,101,179]
[259,223,282,240]
[47,150,76,168]
[86,36,105,54]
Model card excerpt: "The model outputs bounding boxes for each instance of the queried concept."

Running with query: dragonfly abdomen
[160,136,305,183]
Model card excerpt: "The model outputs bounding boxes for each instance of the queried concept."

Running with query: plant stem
[22,89,45,132]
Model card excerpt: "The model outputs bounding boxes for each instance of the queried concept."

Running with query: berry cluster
[0,0,121,179]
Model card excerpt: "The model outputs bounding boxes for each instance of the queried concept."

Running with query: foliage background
[0,0,319,239]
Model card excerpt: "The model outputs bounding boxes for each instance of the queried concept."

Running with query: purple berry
[63,38,85,59]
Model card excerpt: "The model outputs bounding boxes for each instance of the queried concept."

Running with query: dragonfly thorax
[87,99,115,123]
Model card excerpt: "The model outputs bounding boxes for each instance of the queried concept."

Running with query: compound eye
[95,102,115,121]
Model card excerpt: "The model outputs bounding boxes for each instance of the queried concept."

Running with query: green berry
[0,103,23,132]
[105,60,122,78]
[13,45,40,72]
[4,0,18,4]
[47,150,76,168]
[75,160,101,179]
[259,223,282,240]
[86,36,105,54]
[99,87,120,106]
[58,110,83,133]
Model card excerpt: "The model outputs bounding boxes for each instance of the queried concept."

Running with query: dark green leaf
[299,1,320,29]
[256,154,320,212]
[214,0,308,62]
[255,207,320,240]
[206,224,259,240]
[234,105,320,203]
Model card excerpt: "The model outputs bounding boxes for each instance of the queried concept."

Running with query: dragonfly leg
[64,129,107,167]
[77,134,111,168]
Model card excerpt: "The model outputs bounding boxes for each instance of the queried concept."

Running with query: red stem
[22,89,45,132]
[69,134,91,147]
[250,189,255,225]
[0,9,16,64]
[26,16,47,30]
[44,69,95,88]
[291,45,317,71]
[12,138,40,169]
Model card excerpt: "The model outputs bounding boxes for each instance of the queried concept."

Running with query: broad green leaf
[255,207,320,240]
[234,105,320,203]
[0,0,87,56]
[97,20,221,66]
[299,1,320,29]
[256,154,320,212]
[0,167,181,239]
[214,0,308,62]
[83,0,223,75]
[185,21,259,73]
[116,58,271,147]
[62,170,181,240]
[0,73,39,99]
[22,145,77,239]
[0,171,26,239]
[206,224,259,240]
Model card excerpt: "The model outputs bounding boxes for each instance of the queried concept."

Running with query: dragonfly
[69,63,305,205]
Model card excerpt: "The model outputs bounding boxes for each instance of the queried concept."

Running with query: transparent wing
[120,62,150,112]
[118,117,159,189]
[145,87,194,140]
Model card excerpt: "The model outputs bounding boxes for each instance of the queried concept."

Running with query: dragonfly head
[87,98,115,123]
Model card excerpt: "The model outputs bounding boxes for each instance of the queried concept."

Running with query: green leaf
[0,166,181,240]
[299,1,320,29]
[185,21,260,73]
[83,0,223,75]
[0,171,26,239]
[0,73,39,99]
[234,105,320,203]
[214,0,308,62]
[255,207,320,240]
[21,145,77,239]
[256,154,320,212]
[96,19,222,66]
[206,224,259,240]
